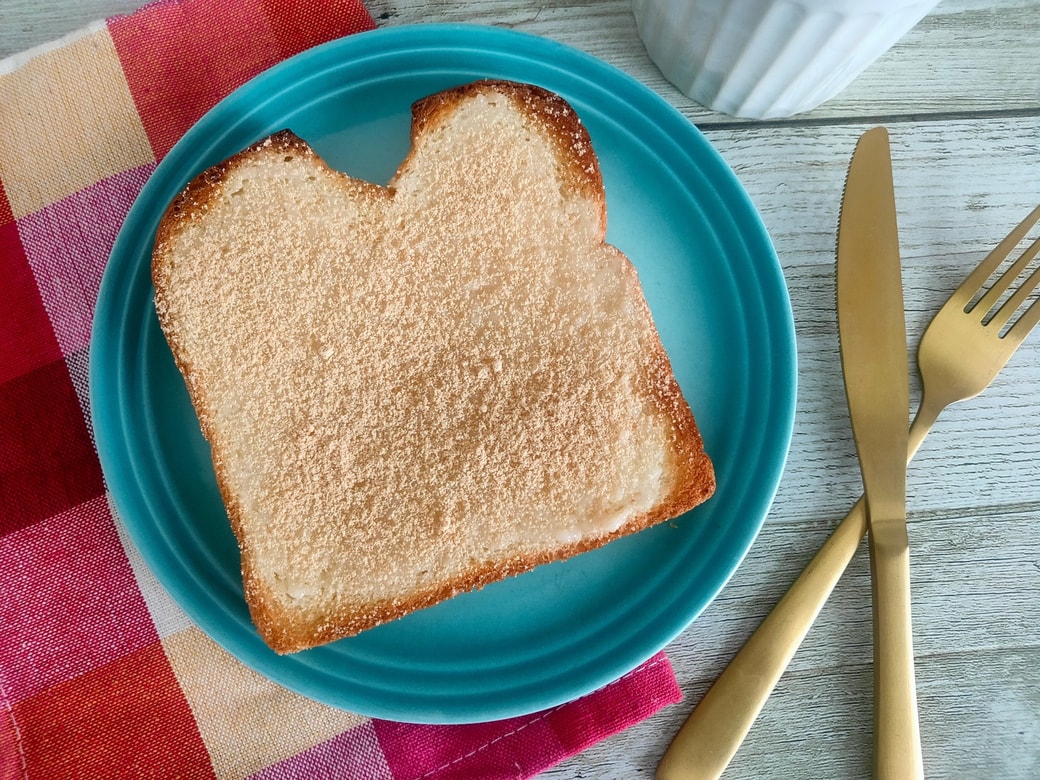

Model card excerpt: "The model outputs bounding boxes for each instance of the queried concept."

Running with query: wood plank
[702,117,1040,267]
[368,0,1040,121]
[6,1,1037,121]
[690,507,1040,672]
[4,2,1038,778]
[764,255,1040,528]
[0,1,145,58]
[543,646,1040,778]
[560,446,1040,775]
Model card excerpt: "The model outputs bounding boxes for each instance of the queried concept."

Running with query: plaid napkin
[0,1,683,777]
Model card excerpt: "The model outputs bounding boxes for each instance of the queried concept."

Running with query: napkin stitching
[0,673,29,780]
[415,656,669,779]
[414,707,562,780]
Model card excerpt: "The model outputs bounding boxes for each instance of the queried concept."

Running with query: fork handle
[870,523,924,780]
[656,498,868,780]
[657,408,941,780]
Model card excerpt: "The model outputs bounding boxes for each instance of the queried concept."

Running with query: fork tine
[1004,275,1040,346]
[984,236,1040,331]
[959,203,1040,311]
[975,233,1040,321]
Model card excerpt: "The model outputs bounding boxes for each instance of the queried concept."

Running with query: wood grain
[4,0,1038,777]
[0,1,145,57]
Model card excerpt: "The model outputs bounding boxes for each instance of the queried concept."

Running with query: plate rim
[90,22,797,723]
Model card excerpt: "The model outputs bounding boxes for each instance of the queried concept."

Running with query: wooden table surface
[4,1,1038,777]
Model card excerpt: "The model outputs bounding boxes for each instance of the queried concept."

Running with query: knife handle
[869,524,925,780]
[656,409,939,780]
[656,498,869,780]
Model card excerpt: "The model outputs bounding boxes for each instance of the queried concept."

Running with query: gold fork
[657,203,1040,780]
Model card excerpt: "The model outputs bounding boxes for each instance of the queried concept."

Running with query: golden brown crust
[406,79,607,237]
[152,131,334,653]
[153,131,318,272]
[254,489,714,654]
[152,81,715,655]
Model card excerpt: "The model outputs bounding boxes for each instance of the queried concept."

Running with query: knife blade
[836,126,923,780]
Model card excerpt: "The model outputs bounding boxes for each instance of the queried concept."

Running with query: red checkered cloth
[0,1,683,778]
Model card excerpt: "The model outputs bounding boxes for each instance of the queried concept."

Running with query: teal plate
[90,24,796,724]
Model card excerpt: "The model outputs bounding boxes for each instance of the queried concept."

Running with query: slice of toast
[152,80,715,654]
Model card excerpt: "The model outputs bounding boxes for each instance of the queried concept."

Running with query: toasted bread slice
[152,80,715,653]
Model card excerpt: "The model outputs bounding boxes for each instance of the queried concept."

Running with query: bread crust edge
[151,82,715,656]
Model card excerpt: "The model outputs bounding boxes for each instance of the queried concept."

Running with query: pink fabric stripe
[0,218,63,385]
[0,494,157,703]
[10,641,215,780]
[108,0,376,160]
[0,1,685,776]
[248,720,394,780]
[0,356,105,534]
[373,653,682,780]
[16,165,155,358]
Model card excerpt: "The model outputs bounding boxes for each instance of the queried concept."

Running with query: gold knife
[836,126,923,780]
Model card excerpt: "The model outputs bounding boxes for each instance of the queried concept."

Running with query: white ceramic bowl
[632,0,941,119]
